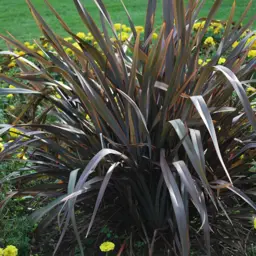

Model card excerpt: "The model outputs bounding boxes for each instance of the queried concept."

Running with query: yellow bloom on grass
[152,33,158,39]
[124,27,131,33]
[214,26,222,35]
[248,50,256,59]
[193,21,205,31]
[254,216,256,229]
[135,26,144,33]
[65,48,74,56]
[17,153,27,160]
[9,85,16,89]
[0,143,4,152]
[55,93,61,99]
[246,87,256,93]
[247,35,256,49]
[72,42,82,51]
[6,94,13,99]
[218,57,226,65]
[37,50,44,57]
[76,32,86,39]
[118,32,129,41]
[232,41,239,48]
[8,61,16,68]
[114,23,122,31]
[121,24,127,31]
[99,241,115,252]
[198,59,203,65]
[9,128,23,138]
[204,37,216,47]
[64,37,73,42]
[9,105,15,111]
[3,245,18,256]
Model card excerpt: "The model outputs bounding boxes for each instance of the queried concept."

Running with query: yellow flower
[0,248,3,256]
[55,93,61,99]
[198,59,203,65]
[218,57,226,65]
[246,35,256,49]
[193,21,205,31]
[118,32,129,41]
[121,24,127,31]
[37,50,44,56]
[213,26,222,34]
[76,32,86,39]
[135,26,144,33]
[3,245,18,256]
[87,36,94,41]
[24,42,30,47]
[86,114,90,121]
[17,153,27,160]
[254,216,256,229]
[126,27,131,33]
[246,87,256,93]
[0,143,4,152]
[114,23,122,31]
[64,37,73,42]
[204,36,216,47]
[6,94,13,99]
[72,42,82,51]
[65,48,74,56]
[9,105,15,111]
[88,32,92,37]
[99,241,115,252]
[27,44,35,50]
[152,33,158,39]
[8,61,16,68]
[14,50,25,56]
[120,25,132,32]
[9,85,16,89]
[248,50,256,59]
[232,41,239,48]
[9,128,23,138]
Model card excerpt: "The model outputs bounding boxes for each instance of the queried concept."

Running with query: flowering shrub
[0,21,255,73]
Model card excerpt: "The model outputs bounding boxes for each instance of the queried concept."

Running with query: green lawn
[0,0,255,47]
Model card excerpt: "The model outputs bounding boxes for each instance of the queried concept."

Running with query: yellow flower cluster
[204,36,216,47]
[254,216,256,230]
[248,50,256,59]
[9,127,23,138]
[99,241,115,252]
[193,21,205,31]
[211,22,223,35]
[114,23,131,33]
[0,245,18,256]
[0,142,4,152]
[247,87,256,93]
[246,35,256,49]
[6,84,16,99]
[218,57,226,65]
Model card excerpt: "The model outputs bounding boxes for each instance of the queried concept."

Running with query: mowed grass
[0,0,255,48]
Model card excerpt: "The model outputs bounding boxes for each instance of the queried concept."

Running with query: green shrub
[0,0,256,255]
